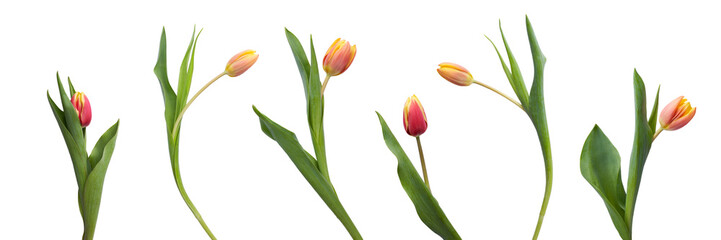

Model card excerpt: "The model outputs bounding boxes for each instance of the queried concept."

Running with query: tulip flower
[403,95,428,137]
[402,94,431,190]
[323,38,356,76]
[71,92,92,127]
[437,62,474,86]
[659,96,696,131]
[225,50,259,77]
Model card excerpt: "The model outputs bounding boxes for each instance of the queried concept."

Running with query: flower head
[659,96,696,131]
[323,38,356,76]
[71,92,92,127]
[437,62,474,86]
[403,95,428,137]
[225,50,259,77]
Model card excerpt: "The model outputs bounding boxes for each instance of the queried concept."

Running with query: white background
[1,0,719,239]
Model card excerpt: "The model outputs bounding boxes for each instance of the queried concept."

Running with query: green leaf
[82,120,120,240]
[285,29,329,180]
[497,20,530,108]
[376,112,461,240]
[253,106,360,239]
[285,29,311,100]
[520,17,555,240]
[580,125,630,239]
[56,73,87,156]
[175,27,200,118]
[648,86,660,131]
[307,37,328,180]
[68,77,76,96]
[48,92,87,188]
[624,69,655,231]
[153,27,178,139]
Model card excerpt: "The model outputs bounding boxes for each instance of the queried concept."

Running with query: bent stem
[172,71,227,139]
[416,136,430,190]
[171,150,217,240]
[321,74,331,96]
[532,148,552,240]
[470,80,551,239]
[169,71,227,240]
[472,80,524,110]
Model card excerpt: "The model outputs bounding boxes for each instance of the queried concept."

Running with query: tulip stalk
[153,27,258,240]
[415,136,430,190]
[321,74,331,96]
[438,17,553,239]
[581,70,695,240]
[471,80,523,110]
[48,74,120,240]
[253,30,362,239]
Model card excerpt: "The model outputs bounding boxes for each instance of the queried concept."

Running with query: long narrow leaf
[254,106,361,239]
[56,73,87,155]
[580,125,630,239]
[153,27,178,138]
[648,86,660,131]
[624,70,654,231]
[376,112,461,240]
[82,121,120,240]
[175,27,198,116]
[498,21,530,108]
[48,92,87,187]
[307,37,328,179]
[285,29,311,100]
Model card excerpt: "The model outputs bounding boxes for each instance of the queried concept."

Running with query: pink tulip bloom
[437,62,473,86]
[71,92,92,127]
[226,50,259,77]
[323,38,356,76]
[403,95,428,137]
[659,96,696,131]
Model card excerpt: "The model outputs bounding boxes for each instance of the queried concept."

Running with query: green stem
[168,72,227,240]
[532,148,552,240]
[171,142,217,240]
[416,136,430,191]
[473,80,524,110]
[172,72,227,139]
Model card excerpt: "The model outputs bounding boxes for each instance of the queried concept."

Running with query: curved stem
[652,128,663,141]
[472,80,524,110]
[172,154,216,240]
[321,74,331,96]
[416,136,430,191]
[532,159,552,240]
[171,72,227,139]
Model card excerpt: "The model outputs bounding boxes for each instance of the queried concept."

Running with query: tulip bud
[323,38,356,76]
[437,62,474,86]
[659,96,696,131]
[403,95,428,137]
[225,50,259,77]
[71,92,92,127]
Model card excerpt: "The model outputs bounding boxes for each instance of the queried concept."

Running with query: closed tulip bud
[437,62,474,86]
[71,92,92,127]
[403,95,428,137]
[659,96,696,131]
[323,38,356,76]
[225,50,259,77]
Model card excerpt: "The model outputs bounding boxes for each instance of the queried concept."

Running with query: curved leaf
[580,125,630,239]
[82,121,120,240]
[624,70,655,231]
[376,112,461,240]
[285,29,328,179]
[254,106,361,239]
